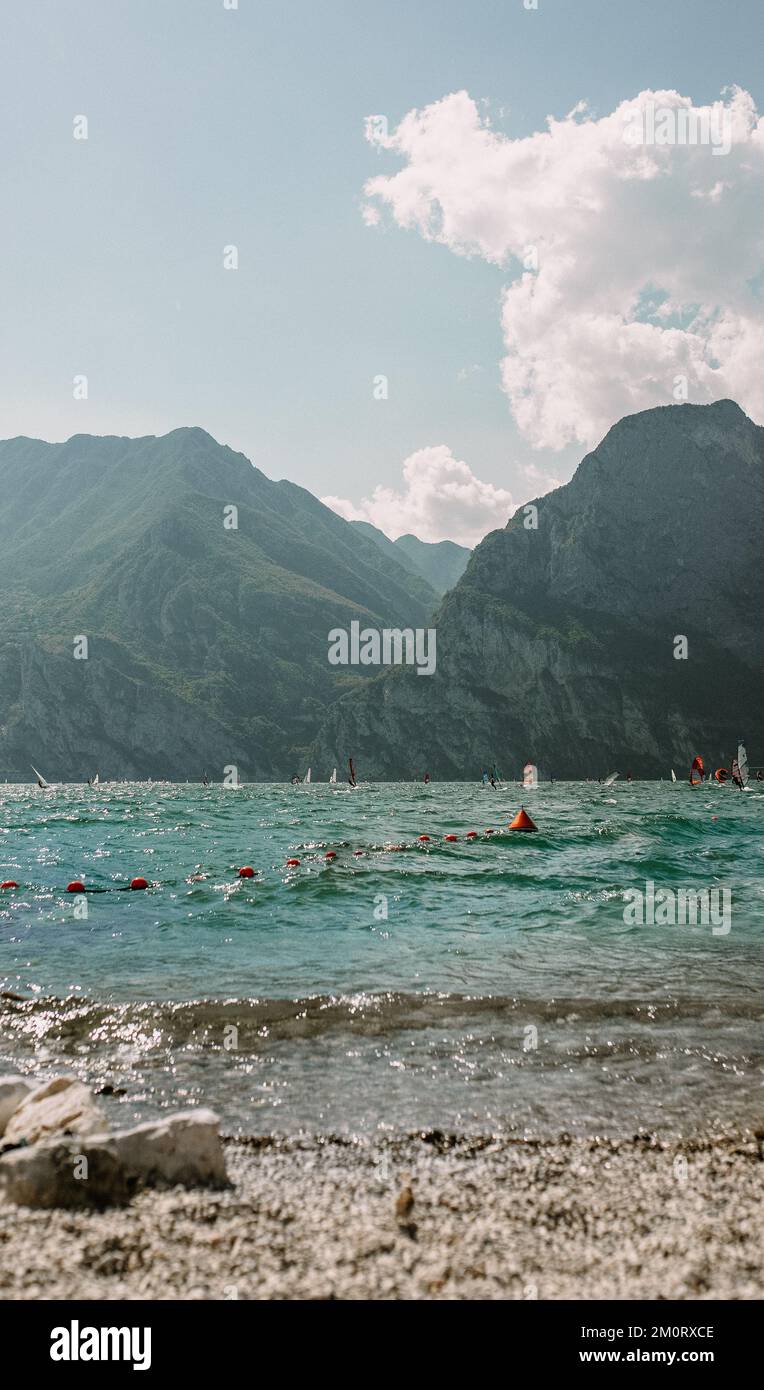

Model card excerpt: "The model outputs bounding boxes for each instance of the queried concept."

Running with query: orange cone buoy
[1,880,18,889]
[325,851,337,861]
[444,834,457,842]
[286,858,300,867]
[67,880,86,893]
[509,806,537,832]
[238,866,255,878]
[130,876,149,890]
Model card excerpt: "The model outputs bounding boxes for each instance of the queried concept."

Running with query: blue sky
[2,0,762,541]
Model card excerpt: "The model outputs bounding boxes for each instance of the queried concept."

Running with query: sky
[2,0,763,544]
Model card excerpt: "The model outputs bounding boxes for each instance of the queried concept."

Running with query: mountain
[314,401,764,779]
[350,520,471,597]
[0,428,438,780]
[392,534,471,595]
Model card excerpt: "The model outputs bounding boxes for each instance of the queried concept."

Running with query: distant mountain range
[0,429,439,780]
[2,401,761,782]
[314,401,764,779]
[349,521,471,596]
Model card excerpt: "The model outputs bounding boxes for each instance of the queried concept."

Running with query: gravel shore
[0,1130,761,1300]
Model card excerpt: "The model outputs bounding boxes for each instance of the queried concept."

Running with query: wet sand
[1,1129,762,1300]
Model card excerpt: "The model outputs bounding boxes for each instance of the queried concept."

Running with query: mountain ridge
[0,429,439,779]
[3,402,761,781]
[312,400,764,778]
[349,520,471,596]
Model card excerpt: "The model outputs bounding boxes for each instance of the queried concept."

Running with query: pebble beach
[1,1130,762,1301]
[3,783,763,1301]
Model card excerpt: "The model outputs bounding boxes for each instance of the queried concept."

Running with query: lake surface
[1,780,762,1137]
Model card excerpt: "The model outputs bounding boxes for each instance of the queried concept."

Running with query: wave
[2,988,762,1053]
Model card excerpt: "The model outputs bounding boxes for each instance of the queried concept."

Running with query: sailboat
[304,767,311,784]
[88,771,99,787]
[603,772,619,787]
[670,768,677,782]
[522,762,538,789]
[348,757,357,788]
[689,755,704,786]
[31,764,53,789]
[736,740,750,789]
[329,768,337,784]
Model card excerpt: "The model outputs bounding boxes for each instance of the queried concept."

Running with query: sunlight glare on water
[1,779,762,1137]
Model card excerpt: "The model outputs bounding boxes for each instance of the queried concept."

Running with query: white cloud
[363,87,764,449]
[322,444,514,547]
[521,461,563,497]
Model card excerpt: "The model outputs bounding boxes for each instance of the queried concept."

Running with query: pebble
[0,1131,761,1299]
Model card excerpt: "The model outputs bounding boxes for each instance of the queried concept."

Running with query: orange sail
[689,755,704,786]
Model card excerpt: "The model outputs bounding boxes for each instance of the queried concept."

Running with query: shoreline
[1,1129,761,1300]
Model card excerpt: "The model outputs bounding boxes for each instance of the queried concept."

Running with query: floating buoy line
[0,809,540,894]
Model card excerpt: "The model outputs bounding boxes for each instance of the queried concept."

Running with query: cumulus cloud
[521,461,564,497]
[322,445,514,547]
[362,87,764,449]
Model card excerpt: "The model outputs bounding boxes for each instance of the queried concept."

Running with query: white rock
[0,1076,33,1137]
[0,1107,227,1207]
[0,1135,128,1209]
[107,1108,227,1187]
[3,1075,106,1147]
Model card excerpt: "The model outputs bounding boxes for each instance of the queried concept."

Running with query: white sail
[737,742,749,787]
[522,762,538,789]
[92,772,99,787]
[671,768,676,782]
[30,764,50,789]
[330,768,337,784]
[304,767,311,783]
[603,772,619,786]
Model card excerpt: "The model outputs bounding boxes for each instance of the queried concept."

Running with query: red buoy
[238,866,255,878]
[325,851,337,861]
[509,807,537,832]
[444,834,458,842]
[353,849,363,857]
[1,880,18,889]
[130,876,149,891]
[286,858,301,867]
[418,834,431,842]
[484,829,496,835]
[466,831,478,839]
[67,880,86,893]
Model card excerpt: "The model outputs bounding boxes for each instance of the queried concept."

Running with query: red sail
[690,755,704,786]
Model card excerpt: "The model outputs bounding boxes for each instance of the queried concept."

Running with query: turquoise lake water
[1,781,762,1137]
